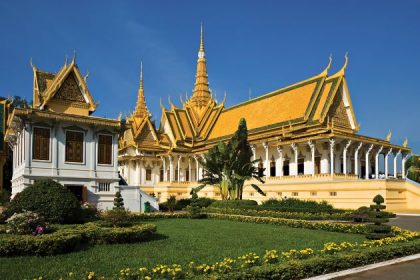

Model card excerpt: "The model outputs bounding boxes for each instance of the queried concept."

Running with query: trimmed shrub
[113,191,124,209]
[3,180,81,224]
[205,207,354,221]
[366,194,392,239]
[211,200,258,209]
[101,209,132,227]
[261,198,337,213]
[207,213,369,234]
[160,197,215,212]
[0,222,157,256]
[80,202,98,222]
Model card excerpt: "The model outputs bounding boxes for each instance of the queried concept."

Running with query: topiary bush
[4,180,82,224]
[366,194,392,239]
[113,191,124,209]
[101,209,132,227]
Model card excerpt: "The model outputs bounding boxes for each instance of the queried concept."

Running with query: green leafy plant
[101,209,132,227]
[193,118,265,200]
[165,195,177,212]
[5,211,46,235]
[366,194,392,239]
[113,191,124,209]
[211,200,258,209]
[186,193,207,219]
[3,180,81,224]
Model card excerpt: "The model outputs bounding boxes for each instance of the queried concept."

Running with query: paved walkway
[388,215,420,232]
[334,259,420,280]
[336,215,420,280]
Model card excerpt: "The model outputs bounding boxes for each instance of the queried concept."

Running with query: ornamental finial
[200,22,204,53]
[403,137,408,148]
[139,61,144,91]
[72,50,77,63]
[386,130,392,142]
[321,54,333,76]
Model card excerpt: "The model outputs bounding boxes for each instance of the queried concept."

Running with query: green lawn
[0,219,365,279]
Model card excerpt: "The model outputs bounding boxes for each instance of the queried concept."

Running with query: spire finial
[72,50,76,63]
[139,61,144,91]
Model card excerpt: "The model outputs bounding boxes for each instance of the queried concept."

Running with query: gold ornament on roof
[133,62,150,118]
[403,137,408,148]
[386,130,392,142]
[189,23,212,110]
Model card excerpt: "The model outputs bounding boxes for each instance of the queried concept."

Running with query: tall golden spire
[190,23,212,108]
[133,62,149,118]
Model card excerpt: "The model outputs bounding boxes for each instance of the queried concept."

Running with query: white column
[263,142,269,179]
[162,157,167,182]
[384,148,392,179]
[194,156,199,182]
[343,140,351,174]
[402,153,408,179]
[200,154,205,180]
[291,143,298,176]
[276,146,283,177]
[308,141,315,176]
[251,144,257,168]
[169,155,174,182]
[52,124,59,176]
[375,146,383,179]
[329,139,335,175]
[354,142,362,176]
[394,150,401,178]
[177,156,182,182]
[365,144,374,180]
[136,161,141,185]
[188,157,192,182]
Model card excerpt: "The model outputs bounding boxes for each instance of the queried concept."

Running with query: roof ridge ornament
[320,54,333,76]
[329,52,349,78]
[386,130,392,142]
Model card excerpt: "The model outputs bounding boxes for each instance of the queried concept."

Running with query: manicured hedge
[205,207,354,221]
[0,231,82,256]
[159,197,215,211]
[129,211,192,222]
[207,213,369,234]
[217,239,420,280]
[261,198,337,213]
[210,200,258,209]
[0,223,157,256]
[3,180,82,223]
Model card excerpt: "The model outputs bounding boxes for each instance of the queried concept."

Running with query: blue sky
[0,0,419,153]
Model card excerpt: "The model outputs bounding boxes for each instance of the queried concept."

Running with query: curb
[396,213,420,216]
[304,253,420,280]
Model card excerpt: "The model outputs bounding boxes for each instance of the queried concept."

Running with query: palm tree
[193,118,265,200]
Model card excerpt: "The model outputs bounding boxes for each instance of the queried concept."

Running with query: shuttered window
[98,134,112,164]
[32,127,50,160]
[65,131,84,163]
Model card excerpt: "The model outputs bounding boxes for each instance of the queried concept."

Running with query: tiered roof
[119,28,410,155]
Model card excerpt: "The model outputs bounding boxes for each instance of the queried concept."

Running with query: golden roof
[32,55,96,115]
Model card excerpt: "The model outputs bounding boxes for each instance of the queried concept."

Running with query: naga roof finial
[320,53,333,76]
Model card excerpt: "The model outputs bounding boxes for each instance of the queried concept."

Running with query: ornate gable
[31,56,96,116]
[53,72,86,103]
[327,89,352,130]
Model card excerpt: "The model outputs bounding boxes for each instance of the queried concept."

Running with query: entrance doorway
[66,185,85,203]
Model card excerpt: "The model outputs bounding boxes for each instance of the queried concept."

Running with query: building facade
[118,27,419,211]
[5,57,121,209]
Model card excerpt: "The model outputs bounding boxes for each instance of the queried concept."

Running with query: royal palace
[3,27,419,211]
[118,27,418,211]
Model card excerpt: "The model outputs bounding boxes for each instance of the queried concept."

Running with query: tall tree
[193,118,265,200]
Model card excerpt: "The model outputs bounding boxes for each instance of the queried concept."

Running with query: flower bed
[207,213,370,234]
[205,207,354,221]
[0,223,157,256]
[32,228,420,279]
